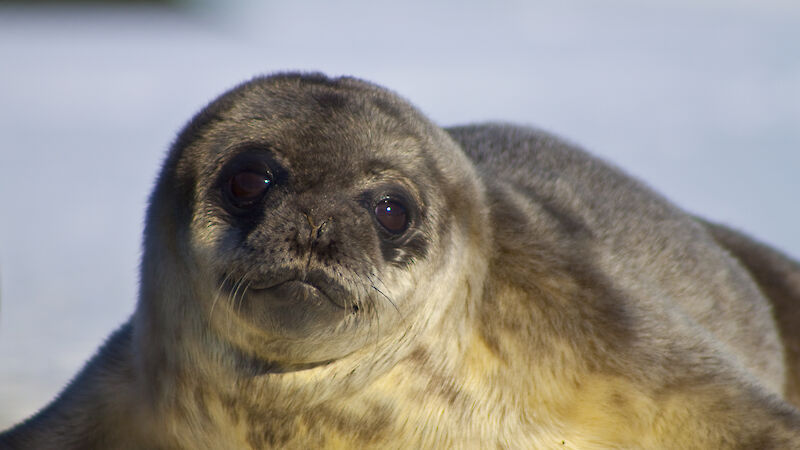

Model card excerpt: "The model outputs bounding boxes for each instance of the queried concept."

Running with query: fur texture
[2,73,799,449]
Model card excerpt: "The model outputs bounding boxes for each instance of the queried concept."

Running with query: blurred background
[1,0,798,429]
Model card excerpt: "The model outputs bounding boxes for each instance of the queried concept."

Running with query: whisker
[367,271,401,317]
[210,272,234,323]
[227,270,250,336]
[233,266,259,318]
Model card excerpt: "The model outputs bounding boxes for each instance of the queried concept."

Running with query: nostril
[316,218,332,239]
[298,213,335,250]
[313,218,334,248]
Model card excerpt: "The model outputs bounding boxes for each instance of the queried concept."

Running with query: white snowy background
[1,0,798,428]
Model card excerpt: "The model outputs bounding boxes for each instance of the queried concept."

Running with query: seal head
[139,73,488,371]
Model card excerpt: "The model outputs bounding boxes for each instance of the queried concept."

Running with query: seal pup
[2,73,800,448]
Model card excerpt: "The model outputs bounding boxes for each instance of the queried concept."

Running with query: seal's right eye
[224,170,271,210]
[374,198,409,234]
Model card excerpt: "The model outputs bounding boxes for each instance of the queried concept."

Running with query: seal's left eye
[226,171,271,208]
[375,199,408,234]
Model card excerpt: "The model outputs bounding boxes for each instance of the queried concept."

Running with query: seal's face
[157,75,483,368]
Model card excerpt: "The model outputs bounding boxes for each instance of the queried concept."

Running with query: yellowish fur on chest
[331,332,694,449]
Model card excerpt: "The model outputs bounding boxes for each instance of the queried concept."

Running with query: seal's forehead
[188,76,434,184]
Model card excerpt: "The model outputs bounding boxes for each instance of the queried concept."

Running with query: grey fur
[2,73,799,449]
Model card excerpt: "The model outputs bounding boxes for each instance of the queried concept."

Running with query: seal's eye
[374,199,408,234]
[225,171,271,209]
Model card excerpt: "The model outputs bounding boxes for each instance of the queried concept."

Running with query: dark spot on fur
[244,409,297,448]
[192,386,212,424]
[405,346,472,408]
[407,347,431,366]
[610,391,628,409]
[313,91,348,109]
[476,322,509,363]
[308,403,393,444]
[220,394,241,424]
[425,374,464,407]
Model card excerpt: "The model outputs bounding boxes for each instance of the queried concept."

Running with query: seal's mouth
[241,270,347,309]
[249,280,341,308]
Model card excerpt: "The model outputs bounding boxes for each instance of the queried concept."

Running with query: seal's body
[2,73,800,449]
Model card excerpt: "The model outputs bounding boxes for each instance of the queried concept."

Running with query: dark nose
[298,213,334,251]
